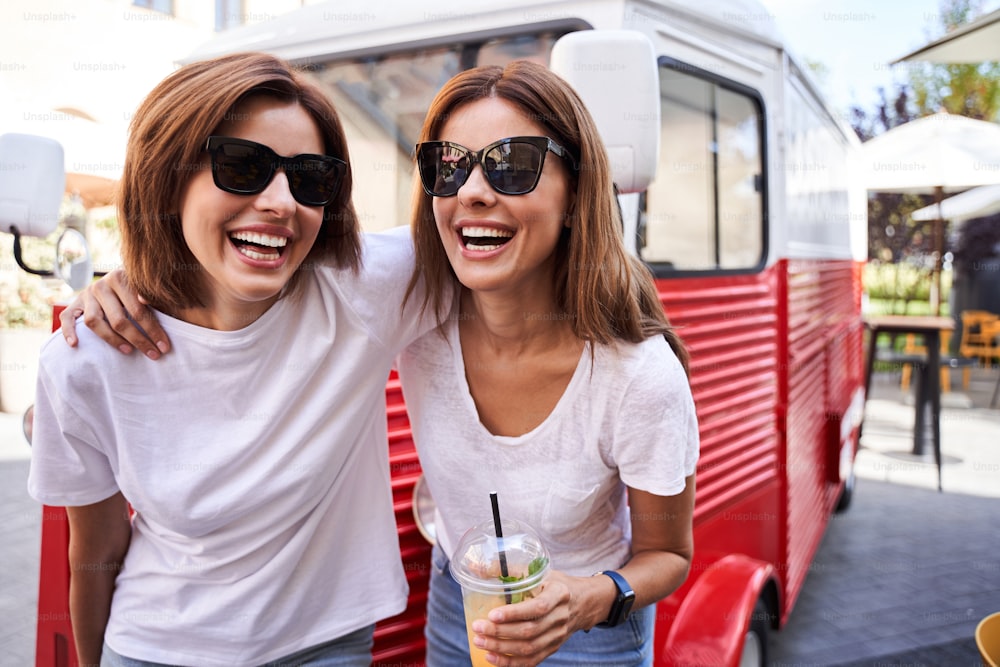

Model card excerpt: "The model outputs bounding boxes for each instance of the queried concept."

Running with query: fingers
[58,299,85,348]
[93,271,170,359]
[472,591,571,667]
[58,283,131,353]
[59,269,171,359]
[471,618,566,667]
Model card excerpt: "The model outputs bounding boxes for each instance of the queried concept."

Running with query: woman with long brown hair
[399,60,698,665]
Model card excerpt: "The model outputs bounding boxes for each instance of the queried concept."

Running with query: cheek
[304,207,324,234]
[432,200,452,236]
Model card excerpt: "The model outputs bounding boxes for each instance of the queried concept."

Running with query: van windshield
[306,33,562,231]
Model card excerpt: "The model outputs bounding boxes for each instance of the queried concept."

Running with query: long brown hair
[119,52,360,312]
[405,60,688,373]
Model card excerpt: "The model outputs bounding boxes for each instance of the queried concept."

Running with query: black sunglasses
[205,136,346,207]
[414,135,577,197]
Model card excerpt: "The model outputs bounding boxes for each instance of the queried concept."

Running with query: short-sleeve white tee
[397,315,699,576]
[28,230,434,667]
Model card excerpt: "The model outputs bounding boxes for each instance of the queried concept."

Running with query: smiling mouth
[461,226,514,252]
[229,231,288,262]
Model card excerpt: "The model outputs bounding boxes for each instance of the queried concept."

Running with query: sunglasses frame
[414,135,577,198]
[204,135,346,207]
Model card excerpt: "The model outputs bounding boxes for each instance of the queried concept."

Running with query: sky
[759,0,1000,116]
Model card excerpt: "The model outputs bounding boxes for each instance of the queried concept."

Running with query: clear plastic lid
[450,517,550,594]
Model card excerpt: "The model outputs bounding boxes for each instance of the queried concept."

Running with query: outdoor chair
[977,611,1000,667]
[959,310,1000,365]
[899,330,976,393]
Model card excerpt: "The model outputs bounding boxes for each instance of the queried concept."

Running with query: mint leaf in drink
[528,557,548,576]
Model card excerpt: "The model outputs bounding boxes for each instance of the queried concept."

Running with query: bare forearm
[69,562,121,666]
[618,548,691,610]
[66,493,131,667]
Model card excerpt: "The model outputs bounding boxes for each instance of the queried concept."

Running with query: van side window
[641,61,766,272]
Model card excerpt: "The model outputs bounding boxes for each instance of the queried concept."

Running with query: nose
[254,168,298,216]
[456,162,497,207]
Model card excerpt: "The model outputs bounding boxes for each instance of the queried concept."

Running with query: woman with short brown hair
[31,52,435,667]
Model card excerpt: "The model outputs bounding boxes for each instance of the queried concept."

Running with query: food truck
[7,0,868,664]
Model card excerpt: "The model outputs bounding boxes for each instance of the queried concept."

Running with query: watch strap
[596,570,635,627]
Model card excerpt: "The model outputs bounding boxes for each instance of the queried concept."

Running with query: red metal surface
[658,268,782,562]
[372,371,431,665]
[661,554,776,667]
[651,259,862,645]
[36,304,75,667]
[36,507,74,667]
[781,259,863,621]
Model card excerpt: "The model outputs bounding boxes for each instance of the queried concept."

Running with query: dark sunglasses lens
[212,142,272,194]
[485,141,544,194]
[286,158,342,206]
[419,144,469,197]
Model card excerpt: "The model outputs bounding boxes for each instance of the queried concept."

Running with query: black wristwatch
[596,570,635,627]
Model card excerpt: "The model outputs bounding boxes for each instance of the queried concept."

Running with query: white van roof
[182,0,784,64]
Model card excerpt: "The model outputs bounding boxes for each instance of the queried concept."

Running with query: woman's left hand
[469,570,608,667]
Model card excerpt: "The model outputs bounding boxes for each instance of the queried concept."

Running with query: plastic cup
[450,517,550,667]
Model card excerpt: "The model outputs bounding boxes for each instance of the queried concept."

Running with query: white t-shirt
[396,315,699,576]
[28,230,434,667]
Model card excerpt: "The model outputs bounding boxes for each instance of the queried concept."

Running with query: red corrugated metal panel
[784,350,828,611]
[373,372,430,666]
[782,259,862,617]
[659,271,781,552]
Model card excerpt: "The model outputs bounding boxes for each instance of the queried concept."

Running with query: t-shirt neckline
[448,312,590,445]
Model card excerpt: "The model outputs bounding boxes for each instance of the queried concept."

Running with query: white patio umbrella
[861,111,1000,194]
[911,184,1000,225]
[860,111,1000,313]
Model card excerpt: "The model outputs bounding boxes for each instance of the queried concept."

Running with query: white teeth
[238,247,278,261]
[230,231,288,248]
[472,244,504,252]
[462,226,513,239]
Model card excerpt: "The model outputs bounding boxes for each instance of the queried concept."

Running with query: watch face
[601,571,636,626]
[620,592,635,620]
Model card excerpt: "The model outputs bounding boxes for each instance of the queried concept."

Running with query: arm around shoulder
[58,268,170,359]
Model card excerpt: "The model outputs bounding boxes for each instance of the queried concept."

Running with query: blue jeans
[99,624,375,667]
[425,544,654,666]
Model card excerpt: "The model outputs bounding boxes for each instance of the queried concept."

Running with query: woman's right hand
[59,268,171,359]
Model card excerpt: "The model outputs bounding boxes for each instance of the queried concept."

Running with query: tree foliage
[905,0,1000,121]
[850,0,1000,263]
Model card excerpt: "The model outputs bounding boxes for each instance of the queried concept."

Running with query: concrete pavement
[769,365,1000,667]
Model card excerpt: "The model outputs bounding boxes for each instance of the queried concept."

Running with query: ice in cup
[450,517,550,667]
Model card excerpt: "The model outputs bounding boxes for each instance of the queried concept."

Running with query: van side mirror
[0,133,95,288]
[0,133,65,238]
[550,30,660,193]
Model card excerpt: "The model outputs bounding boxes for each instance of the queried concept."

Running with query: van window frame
[643,56,770,279]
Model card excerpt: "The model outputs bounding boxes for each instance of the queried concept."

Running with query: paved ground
[768,366,1000,667]
[1,366,998,667]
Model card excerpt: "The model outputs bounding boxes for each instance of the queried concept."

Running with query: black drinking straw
[490,492,512,603]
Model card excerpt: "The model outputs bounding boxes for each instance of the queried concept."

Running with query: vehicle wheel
[738,598,770,667]
[835,466,856,513]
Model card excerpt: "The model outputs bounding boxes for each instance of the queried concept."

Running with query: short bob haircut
[118,51,360,313]
[405,60,688,373]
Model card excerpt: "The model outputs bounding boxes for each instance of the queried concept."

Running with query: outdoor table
[862,315,954,492]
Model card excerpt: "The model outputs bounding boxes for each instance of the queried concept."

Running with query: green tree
[850,0,1000,283]
[906,0,1000,120]
[851,85,935,263]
